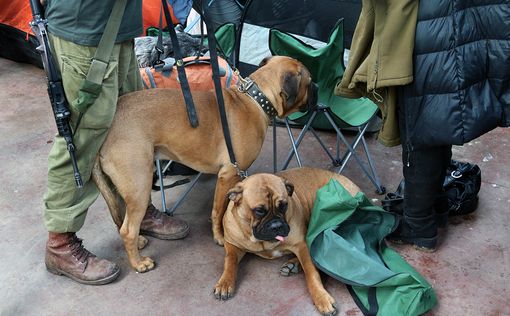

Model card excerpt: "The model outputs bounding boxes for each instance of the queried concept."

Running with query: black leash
[158,0,199,128]
[201,1,246,178]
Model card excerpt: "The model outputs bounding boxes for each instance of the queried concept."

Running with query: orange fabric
[141,56,240,90]
[142,0,179,34]
[0,0,177,36]
[0,1,34,34]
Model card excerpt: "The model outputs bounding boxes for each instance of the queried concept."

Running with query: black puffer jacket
[399,0,510,151]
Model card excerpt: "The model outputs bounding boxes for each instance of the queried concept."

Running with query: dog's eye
[253,207,267,218]
[278,201,288,213]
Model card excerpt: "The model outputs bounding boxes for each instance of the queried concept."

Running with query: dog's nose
[267,219,289,236]
[301,81,318,112]
[269,221,284,232]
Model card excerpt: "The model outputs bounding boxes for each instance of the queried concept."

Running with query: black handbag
[443,160,481,216]
[382,160,482,217]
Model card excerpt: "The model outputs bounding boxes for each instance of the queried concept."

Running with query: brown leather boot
[140,204,190,240]
[45,232,120,285]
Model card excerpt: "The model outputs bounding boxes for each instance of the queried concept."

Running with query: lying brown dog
[92,56,318,272]
[214,167,360,315]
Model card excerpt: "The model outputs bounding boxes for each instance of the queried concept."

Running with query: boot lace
[146,204,164,220]
[69,235,93,263]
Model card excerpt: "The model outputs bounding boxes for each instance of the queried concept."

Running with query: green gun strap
[72,0,128,113]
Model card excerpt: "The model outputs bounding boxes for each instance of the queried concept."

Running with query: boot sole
[46,265,120,285]
[140,225,190,240]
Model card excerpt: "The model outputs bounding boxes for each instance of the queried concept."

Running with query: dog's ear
[280,72,300,107]
[227,183,244,204]
[259,56,272,67]
[284,179,294,197]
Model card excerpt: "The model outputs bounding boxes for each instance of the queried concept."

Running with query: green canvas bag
[306,179,437,316]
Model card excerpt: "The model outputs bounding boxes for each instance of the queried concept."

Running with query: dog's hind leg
[120,197,155,273]
[211,165,240,246]
[104,154,155,272]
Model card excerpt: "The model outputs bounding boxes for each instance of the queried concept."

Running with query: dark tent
[0,1,42,67]
[0,0,181,68]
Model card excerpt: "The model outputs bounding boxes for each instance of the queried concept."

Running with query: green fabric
[146,23,236,64]
[70,0,128,114]
[72,80,103,113]
[44,34,143,232]
[215,23,237,60]
[45,0,143,47]
[269,19,378,129]
[307,179,437,316]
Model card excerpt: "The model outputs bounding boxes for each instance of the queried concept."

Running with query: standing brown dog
[214,167,360,315]
[92,56,318,273]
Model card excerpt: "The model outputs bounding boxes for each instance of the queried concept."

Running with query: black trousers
[399,109,452,236]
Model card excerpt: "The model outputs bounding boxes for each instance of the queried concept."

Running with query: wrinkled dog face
[258,56,318,117]
[228,174,294,242]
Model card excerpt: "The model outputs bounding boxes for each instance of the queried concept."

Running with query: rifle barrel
[29,0,84,189]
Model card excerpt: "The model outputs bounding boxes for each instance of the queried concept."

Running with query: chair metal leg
[360,133,384,194]
[155,159,169,213]
[335,132,341,162]
[166,172,202,215]
[338,124,368,173]
[155,159,203,215]
[276,109,384,194]
[284,118,302,168]
[281,111,319,170]
[323,112,385,194]
[309,126,338,165]
[336,123,385,194]
[281,109,345,170]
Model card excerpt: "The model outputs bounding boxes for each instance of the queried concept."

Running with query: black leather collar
[238,77,278,118]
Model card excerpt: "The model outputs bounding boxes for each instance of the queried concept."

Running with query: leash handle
[161,0,199,128]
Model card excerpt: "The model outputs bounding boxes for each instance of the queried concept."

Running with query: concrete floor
[0,57,509,316]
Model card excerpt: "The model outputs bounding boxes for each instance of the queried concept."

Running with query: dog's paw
[314,293,337,316]
[280,259,301,276]
[213,235,225,247]
[213,279,235,300]
[134,256,155,273]
[137,236,149,250]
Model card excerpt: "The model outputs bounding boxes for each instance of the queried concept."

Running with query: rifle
[29,0,83,188]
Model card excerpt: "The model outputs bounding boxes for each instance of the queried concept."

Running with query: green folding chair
[269,19,385,194]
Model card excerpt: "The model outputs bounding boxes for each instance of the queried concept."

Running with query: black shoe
[387,219,437,252]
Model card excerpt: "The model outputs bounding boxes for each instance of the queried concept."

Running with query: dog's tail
[91,156,125,228]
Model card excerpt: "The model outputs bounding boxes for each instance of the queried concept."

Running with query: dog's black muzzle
[299,81,318,113]
[253,218,290,242]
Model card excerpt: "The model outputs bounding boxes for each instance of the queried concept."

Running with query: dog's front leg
[211,166,240,245]
[294,242,337,316]
[214,242,246,300]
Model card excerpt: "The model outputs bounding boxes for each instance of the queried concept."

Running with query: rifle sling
[72,0,128,113]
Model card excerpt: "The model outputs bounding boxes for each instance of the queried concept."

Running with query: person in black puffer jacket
[387,1,510,251]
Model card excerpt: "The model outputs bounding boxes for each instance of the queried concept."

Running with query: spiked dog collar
[238,77,278,118]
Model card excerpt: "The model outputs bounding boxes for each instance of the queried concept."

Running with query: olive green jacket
[335,0,419,147]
